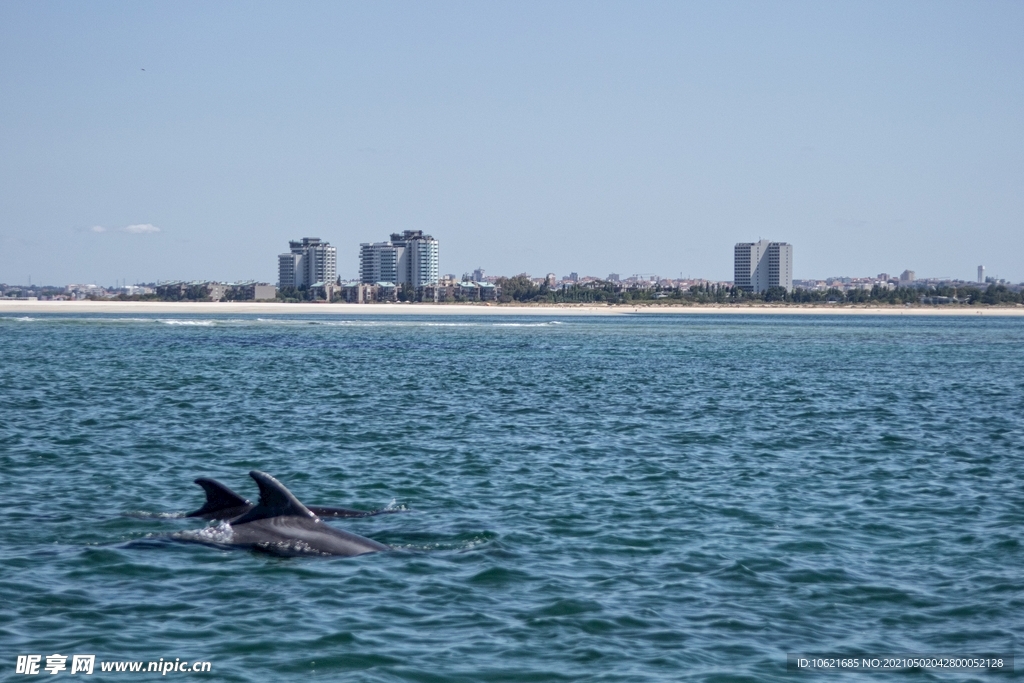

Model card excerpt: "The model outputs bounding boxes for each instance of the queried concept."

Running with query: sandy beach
[2,300,1023,317]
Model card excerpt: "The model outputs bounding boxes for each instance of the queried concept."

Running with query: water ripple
[0,314,1021,681]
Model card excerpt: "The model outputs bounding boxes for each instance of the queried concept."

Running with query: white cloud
[124,223,161,234]
[90,225,107,233]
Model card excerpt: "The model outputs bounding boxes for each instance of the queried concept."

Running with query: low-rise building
[376,282,398,302]
[309,281,340,302]
[478,282,499,301]
[155,281,270,301]
[429,284,458,302]
[450,281,501,302]
[156,281,215,301]
[340,281,369,303]
[457,281,480,300]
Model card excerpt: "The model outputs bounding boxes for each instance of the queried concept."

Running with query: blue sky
[1,1,1021,285]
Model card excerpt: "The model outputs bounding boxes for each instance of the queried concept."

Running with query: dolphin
[187,478,253,520]
[179,471,389,558]
[187,477,401,520]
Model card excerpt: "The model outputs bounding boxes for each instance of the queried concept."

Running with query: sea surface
[1,313,1021,682]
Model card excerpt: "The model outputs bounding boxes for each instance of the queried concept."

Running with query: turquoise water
[1,314,1021,681]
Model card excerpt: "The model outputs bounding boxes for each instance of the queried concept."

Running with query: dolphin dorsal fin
[231,471,316,524]
[187,478,251,517]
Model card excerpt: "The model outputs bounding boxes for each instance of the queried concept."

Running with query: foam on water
[492,321,563,327]
[172,521,236,544]
[127,511,189,519]
[158,318,217,326]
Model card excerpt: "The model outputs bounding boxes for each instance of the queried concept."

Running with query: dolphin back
[306,505,403,518]
[187,478,252,518]
[227,471,389,557]
[231,471,317,524]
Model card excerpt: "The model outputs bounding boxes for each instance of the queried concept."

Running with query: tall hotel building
[360,230,439,287]
[278,237,337,288]
[734,240,793,293]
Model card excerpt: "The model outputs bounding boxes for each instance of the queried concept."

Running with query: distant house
[457,281,480,301]
[155,281,224,301]
[477,282,498,301]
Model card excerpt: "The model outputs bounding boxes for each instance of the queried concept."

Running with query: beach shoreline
[2,300,1024,316]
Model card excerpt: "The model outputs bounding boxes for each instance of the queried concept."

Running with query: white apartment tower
[734,240,793,293]
[278,237,337,288]
[278,252,300,289]
[359,242,401,283]
[360,230,439,286]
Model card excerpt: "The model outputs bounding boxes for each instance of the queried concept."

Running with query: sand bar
[2,300,1024,317]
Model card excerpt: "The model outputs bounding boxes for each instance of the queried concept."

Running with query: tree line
[491,276,1023,306]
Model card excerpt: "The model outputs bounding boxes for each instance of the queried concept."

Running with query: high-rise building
[978,265,985,284]
[359,230,439,286]
[900,270,916,283]
[278,252,300,289]
[359,242,401,283]
[734,240,793,293]
[304,238,337,286]
[391,230,439,287]
[278,237,337,288]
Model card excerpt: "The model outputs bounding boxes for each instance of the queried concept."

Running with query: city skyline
[0,223,1016,289]
[1,2,1022,285]
[0,225,1012,290]
[0,224,1012,291]
[0,233,1013,290]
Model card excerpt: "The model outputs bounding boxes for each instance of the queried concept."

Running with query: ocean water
[1,313,1021,681]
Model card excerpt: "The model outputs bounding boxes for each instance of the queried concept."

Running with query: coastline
[2,300,1024,316]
